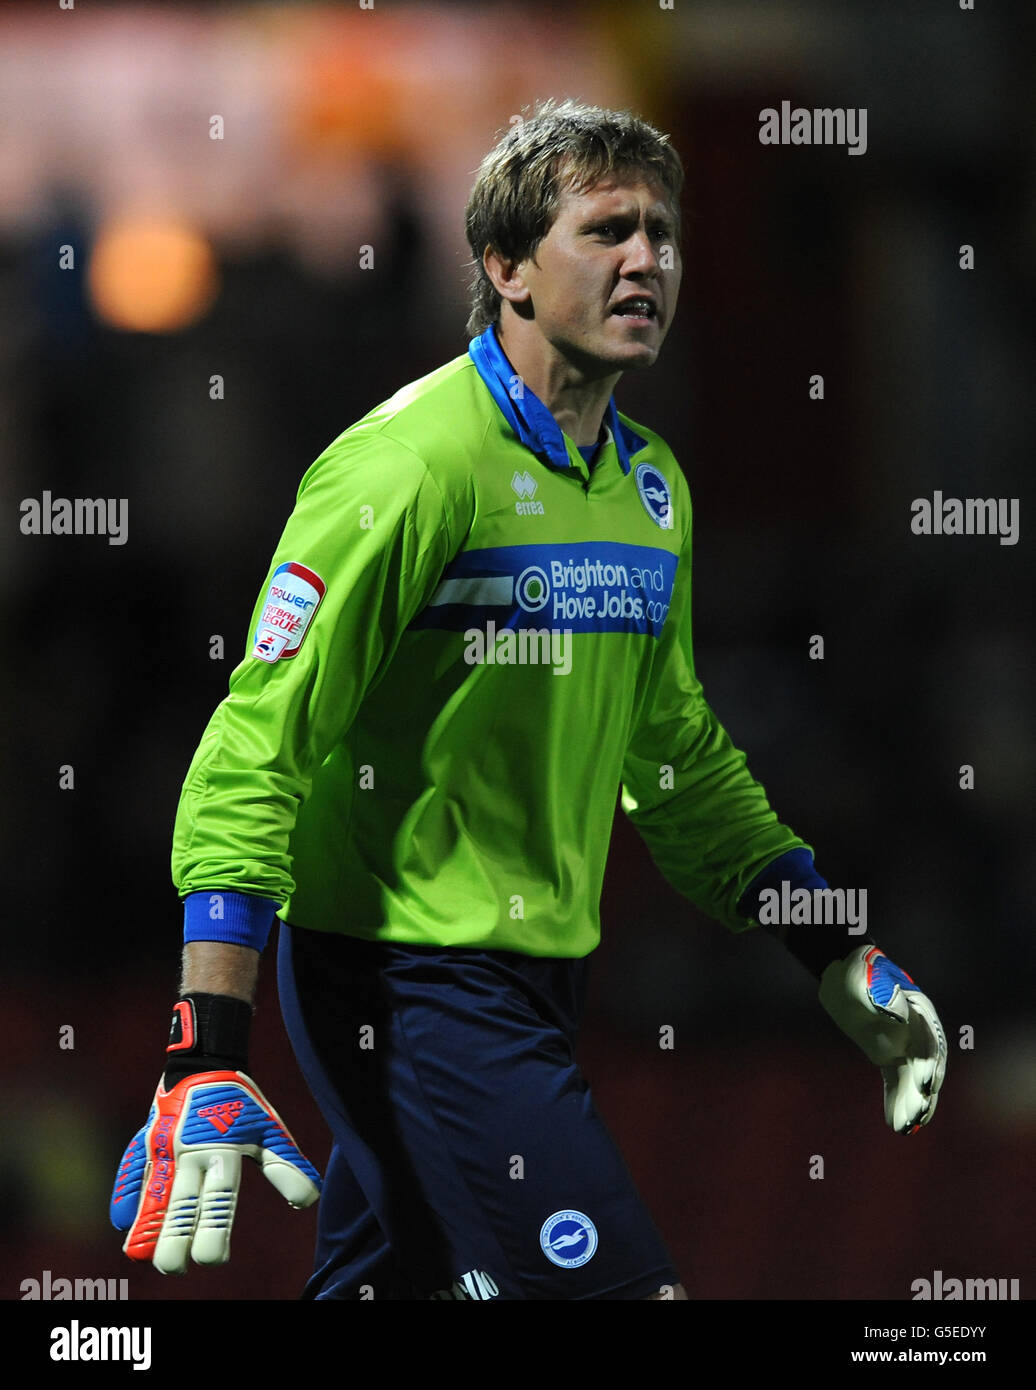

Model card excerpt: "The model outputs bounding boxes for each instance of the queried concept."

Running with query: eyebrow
[577,207,676,232]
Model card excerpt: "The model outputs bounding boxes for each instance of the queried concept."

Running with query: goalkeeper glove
[819,945,947,1134]
[111,993,321,1273]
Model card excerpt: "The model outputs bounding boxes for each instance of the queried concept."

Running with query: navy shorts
[276,923,679,1301]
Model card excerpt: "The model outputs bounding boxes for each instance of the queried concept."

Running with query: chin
[564,333,660,376]
[613,343,660,370]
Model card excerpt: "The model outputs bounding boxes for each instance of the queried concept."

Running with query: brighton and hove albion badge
[539,1210,599,1268]
[252,561,326,662]
[634,463,673,530]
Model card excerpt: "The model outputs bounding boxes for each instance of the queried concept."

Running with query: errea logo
[512,470,545,516]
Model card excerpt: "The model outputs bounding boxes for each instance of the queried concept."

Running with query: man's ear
[483,245,532,309]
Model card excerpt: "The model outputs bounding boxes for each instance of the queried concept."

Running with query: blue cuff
[736,848,827,921]
[183,891,280,952]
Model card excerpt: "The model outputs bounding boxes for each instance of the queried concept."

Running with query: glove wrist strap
[163,992,252,1087]
[782,921,877,980]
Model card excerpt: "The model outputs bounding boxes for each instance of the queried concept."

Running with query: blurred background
[2,0,1033,1303]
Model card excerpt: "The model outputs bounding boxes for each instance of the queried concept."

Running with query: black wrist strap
[765,920,877,981]
[163,992,252,1087]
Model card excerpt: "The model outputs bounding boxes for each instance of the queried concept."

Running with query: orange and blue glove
[111,994,321,1273]
[819,945,947,1134]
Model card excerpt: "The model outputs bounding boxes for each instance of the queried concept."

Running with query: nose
[621,230,663,279]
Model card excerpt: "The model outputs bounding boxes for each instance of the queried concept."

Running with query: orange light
[88,216,219,333]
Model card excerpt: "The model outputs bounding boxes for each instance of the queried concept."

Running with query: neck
[495,316,619,447]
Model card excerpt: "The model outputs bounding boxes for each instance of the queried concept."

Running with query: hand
[111,1069,321,1273]
[818,945,947,1134]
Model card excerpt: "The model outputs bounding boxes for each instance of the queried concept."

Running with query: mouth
[610,297,659,327]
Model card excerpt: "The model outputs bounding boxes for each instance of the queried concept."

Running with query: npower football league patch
[252,561,326,662]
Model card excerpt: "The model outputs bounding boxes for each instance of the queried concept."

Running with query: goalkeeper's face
[511,173,681,375]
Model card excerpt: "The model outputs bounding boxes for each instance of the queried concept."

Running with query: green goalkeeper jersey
[172,323,809,957]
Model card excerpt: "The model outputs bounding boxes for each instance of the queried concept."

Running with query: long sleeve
[171,429,457,916]
[620,481,809,931]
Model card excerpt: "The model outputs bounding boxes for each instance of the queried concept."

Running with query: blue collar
[467,322,646,476]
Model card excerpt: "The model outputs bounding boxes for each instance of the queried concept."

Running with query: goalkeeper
[112,98,946,1301]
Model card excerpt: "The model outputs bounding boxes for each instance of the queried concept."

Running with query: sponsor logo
[513,556,673,628]
[252,561,326,662]
[515,565,550,612]
[512,470,545,516]
[634,464,673,530]
[540,555,669,624]
[197,1099,244,1135]
[540,1210,598,1269]
[515,555,673,628]
[416,542,678,640]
